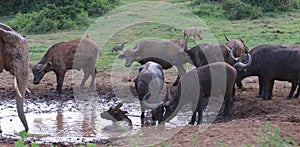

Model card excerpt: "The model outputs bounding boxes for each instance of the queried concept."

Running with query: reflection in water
[56,111,63,136]
[0,97,189,144]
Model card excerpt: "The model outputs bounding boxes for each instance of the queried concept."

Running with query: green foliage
[191,1,225,18]
[0,0,120,17]
[5,0,120,33]
[8,4,90,34]
[222,0,262,20]
[242,0,299,12]
[257,122,299,147]
[191,0,299,20]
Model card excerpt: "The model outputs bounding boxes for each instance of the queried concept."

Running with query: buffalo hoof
[188,121,195,125]
[256,94,262,98]
[294,94,299,98]
[286,95,293,99]
[54,92,61,97]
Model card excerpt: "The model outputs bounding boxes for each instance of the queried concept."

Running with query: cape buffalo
[112,41,127,54]
[31,36,100,96]
[134,62,167,124]
[160,62,237,125]
[235,44,300,100]
[101,103,132,132]
[185,43,251,68]
[118,40,192,86]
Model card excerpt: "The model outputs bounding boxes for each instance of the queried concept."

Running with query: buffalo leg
[80,72,90,89]
[172,75,180,86]
[173,65,186,86]
[287,81,297,99]
[196,101,203,125]
[88,68,96,90]
[189,111,197,125]
[256,77,264,98]
[55,72,65,96]
[294,81,300,98]
[223,95,233,120]
[266,80,274,100]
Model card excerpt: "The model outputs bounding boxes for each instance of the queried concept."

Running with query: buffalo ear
[117,52,125,59]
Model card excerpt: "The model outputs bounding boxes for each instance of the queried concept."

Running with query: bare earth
[0,69,300,146]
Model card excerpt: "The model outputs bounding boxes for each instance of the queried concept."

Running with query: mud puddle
[0,94,191,145]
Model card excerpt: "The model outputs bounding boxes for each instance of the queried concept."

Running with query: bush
[242,0,299,12]
[222,0,262,20]
[0,0,120,17]
[8,4,90,34]
[257,122,299,147]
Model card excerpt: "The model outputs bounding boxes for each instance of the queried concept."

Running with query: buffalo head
[31,61,53,84]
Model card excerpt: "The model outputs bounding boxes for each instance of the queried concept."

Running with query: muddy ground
[0,68,300,147]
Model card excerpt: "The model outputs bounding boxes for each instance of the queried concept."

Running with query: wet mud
[0,70,300,146]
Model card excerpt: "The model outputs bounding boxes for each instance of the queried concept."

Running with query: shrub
[257,122,299,147]
[0,0,120,17]
[8,4,90,34]
[222,0,262,20]
[242,0,299,12]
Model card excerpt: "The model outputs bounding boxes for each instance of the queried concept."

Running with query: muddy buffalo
[101,103,132,132]
[134,62,167,124]
[235,44,300,100]
[31,36,100,96]
[159,62,237,125]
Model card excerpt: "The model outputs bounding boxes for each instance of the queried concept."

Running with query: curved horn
[224,35,230,41]
[141,100,163,110]
[39,61,52,72]
[229,47,239,62]
[234,54,252,68]
[141,87,167,110]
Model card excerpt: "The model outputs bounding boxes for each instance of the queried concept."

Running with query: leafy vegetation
[5,0,120,33]
[192,0,300,20]
[257,122,299,147]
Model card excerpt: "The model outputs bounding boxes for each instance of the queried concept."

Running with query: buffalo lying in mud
[156,62,237,125]
[0,23,30,132]
[118,40,192,86]
[134,62,167,124]
[235,44,300,100]
[101,103,132,132]
[31,36,100,96]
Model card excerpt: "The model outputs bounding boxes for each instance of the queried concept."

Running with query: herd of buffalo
[0,23,299,132]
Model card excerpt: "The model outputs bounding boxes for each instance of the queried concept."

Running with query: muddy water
[0,94,191,145]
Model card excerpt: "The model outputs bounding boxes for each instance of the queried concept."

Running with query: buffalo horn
[234,54,252,68]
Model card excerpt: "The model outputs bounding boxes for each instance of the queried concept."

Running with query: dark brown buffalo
[31,36,100,96]
[160,62,237,125]
[235,44,300,100]
[186,43,251,67]
[135,62,166,124]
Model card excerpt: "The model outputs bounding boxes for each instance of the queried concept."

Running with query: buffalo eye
[14,53,21,60]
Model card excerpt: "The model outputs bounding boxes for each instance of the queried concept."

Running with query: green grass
[2,1,299,71]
